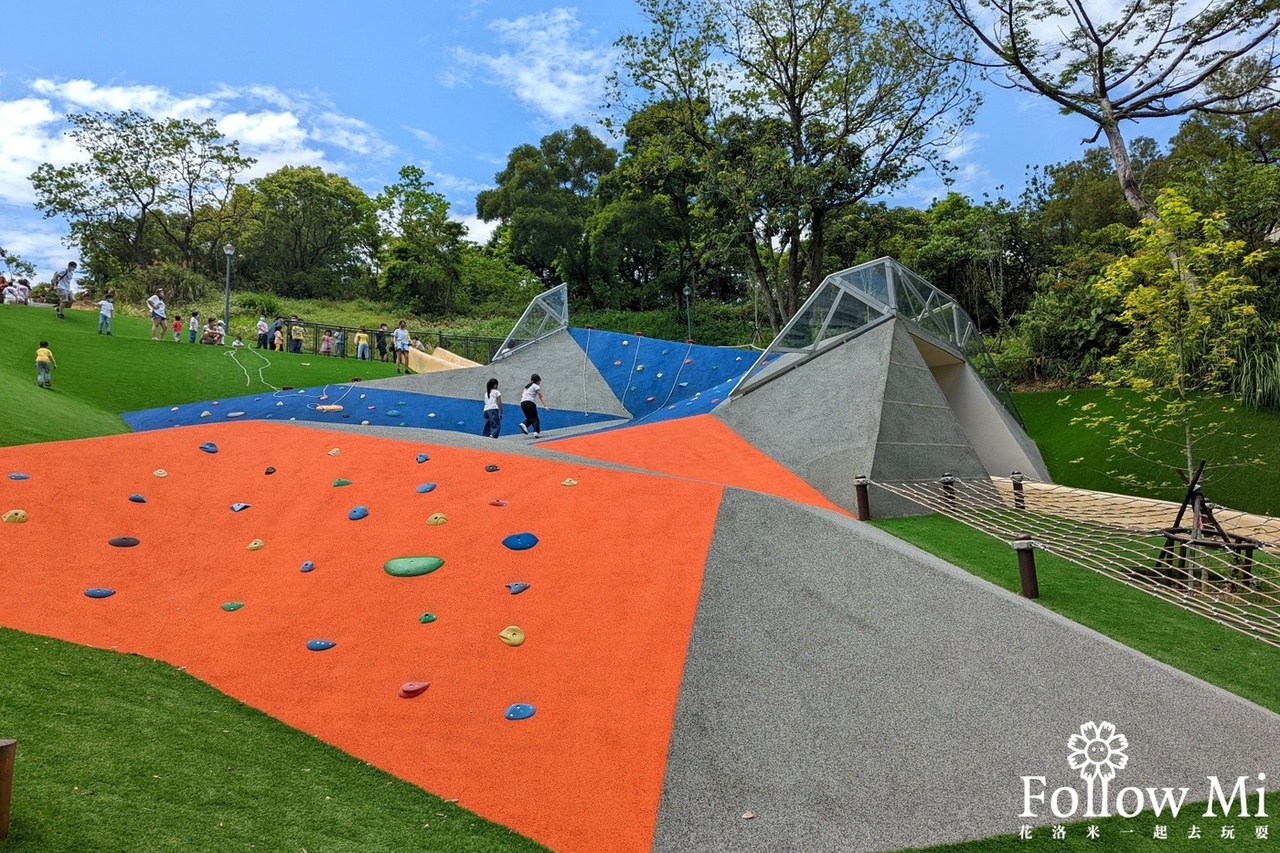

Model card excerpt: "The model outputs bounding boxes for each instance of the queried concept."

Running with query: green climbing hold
[419,612,437,623]
[332,478,352,487]
[384,556,444,577]
[221,602,244,612]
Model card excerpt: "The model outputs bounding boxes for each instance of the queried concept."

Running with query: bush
[988,334,1036,384]
[110,263,217,309]
[235,292,284,319]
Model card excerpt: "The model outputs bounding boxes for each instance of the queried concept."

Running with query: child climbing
[35,340,56,388]
[518,373,550,438]
[482,377,503,439]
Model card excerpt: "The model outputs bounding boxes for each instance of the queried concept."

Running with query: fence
[251,322,505,365]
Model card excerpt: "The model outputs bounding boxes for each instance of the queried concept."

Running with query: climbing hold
[200,411,211,418]
[657,372,664,378]
[427,412,436,418]
[419,612,437,624]
[636,365,644,372]
[613,360,622,366]
[319,395,329,401]
[171,406,179,412]
[506,582,530,595]
[736,355,743,361]
[678,382,689,388]
[386,410,401,417]
[108,536,140,547]
[328,448,340,456]
[416,453,429,463]
[153,469,168,478]
[361,420,369,425]
[128,494,147,503]
[398,422,406,427]
[560,478,578,487]
[503,533,539,551]
[711,365,718,370]
[212,401,220,406]
[3,509,28,523]
[306,639,336,652]
[230,503,251,512]
[276,402,284,407]
[622,340,630,346]
[300,560,316,573]
[498,626,525,646]
[485,464,499,472]
[221,602,244,612]
[646,396,655,403]
[264,467,276,475]
[399,682,430,698]
[84,588,116,599]
[246,539,265,551]
[426,513,447,526]
[488,499,509,507]
[684,359,692,365]
[629,386,638,392]
[348,505,369,521]
[226,411,246,418]
[368,406,376,410]
[384,556,444,577]
[7,473,30,480]
[332,478,352,487]
[289,418,296,422]
[416,483,437,494]
[359,394,366,399]
[504,703,536,720]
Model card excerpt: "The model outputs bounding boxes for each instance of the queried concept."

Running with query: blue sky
[0,0,1183,279]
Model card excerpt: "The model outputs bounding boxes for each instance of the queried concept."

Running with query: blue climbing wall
[569,328,759,422]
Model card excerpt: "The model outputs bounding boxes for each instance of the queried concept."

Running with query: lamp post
[683,284,692,341]
[222,243,235,330]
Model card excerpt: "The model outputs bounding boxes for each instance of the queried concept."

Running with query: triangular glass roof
[492,283,569,362]
[731,257,1024,425]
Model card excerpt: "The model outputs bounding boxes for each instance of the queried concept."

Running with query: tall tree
[612,0,977,332]
[376,165,466,314]
[30,110,253,275]
[944,0,1280,220]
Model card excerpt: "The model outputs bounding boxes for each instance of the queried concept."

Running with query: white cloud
[406,126,442,150]
[454,212,498,245]
[449,7,614,123]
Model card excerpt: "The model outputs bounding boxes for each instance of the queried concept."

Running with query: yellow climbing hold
[426,513,447,526]
[154,469,168,478]
[328,448,341,456]
[561,478,578,487]
[498,626,525,647]
[246,538,265,551]
[3,509,27,523]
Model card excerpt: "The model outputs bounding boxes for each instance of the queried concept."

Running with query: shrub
[110,263,217,308]
[235,292,284,319]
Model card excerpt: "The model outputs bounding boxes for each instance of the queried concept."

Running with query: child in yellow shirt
[35,340,56,388]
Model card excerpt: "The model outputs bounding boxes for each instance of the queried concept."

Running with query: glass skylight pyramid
[492,283,569,362]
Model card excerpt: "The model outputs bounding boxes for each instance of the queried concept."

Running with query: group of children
[482,374,550,439]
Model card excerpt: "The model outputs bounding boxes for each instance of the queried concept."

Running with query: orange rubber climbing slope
[545,414,847,513]
[0,422,722,853]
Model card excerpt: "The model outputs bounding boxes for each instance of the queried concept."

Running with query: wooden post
[854,476,871,521]
[0,738,15,841]
[1013,535,1039,599]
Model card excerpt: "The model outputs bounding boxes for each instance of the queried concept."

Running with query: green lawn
[0,305,400,447]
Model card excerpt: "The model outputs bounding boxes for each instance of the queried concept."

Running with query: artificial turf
[0,305,399,447]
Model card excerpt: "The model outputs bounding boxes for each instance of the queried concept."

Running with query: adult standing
[1,277,14,304]
[289,317,305,353]
[375,323,389,362]
[518,373,550,438]
[51,261,76,319]
[393,320,410,374]
[256,315,269,349]
[146,288,167,340]
[15,278,30,304]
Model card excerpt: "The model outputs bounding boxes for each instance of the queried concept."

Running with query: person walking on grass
[51,261,76,318]
[518,373,550,438]
[96,292,114,335]
[189,312,200,343]
[482,377,503,438]
[393,320,410,373]
[147,288,167,340]
[35,340,56,388]
[256,315,269,349]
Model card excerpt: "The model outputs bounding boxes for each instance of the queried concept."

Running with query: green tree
[376,166,465,314]
[612,0,977,333]
[945,0,1280,220]
[237,166,378,298]
[29,110,253,277]
[1072,189,1266,483]
[475,126,617,304]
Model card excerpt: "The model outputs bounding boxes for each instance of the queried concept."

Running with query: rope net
[873,475,1280,648]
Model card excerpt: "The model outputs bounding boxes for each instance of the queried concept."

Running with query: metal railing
[250,322,505,365]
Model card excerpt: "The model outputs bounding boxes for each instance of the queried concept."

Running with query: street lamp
[222,243,234,330]
[683,284,693,342]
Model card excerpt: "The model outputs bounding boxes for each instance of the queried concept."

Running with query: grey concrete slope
[654,489,1280,852]
[358,329,631,418]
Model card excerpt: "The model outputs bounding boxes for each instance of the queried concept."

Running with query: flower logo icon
[1067,721,1129,781]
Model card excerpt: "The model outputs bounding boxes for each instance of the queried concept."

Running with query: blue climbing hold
[502,533,539,551]
[416,453,429,463]
[230,503,251,512]
[506,582,530,595]
[300,560,316,573]
[348,505,369,521]
[416,483,437,493]
[8,473,30,480]
[505,703,536,721]
[128,494,147,503]
[84,588,116,599]
[306,639,336,651]
[199,442,218,454]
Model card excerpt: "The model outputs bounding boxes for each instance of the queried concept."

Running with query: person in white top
[482,377,503,438]
[146,288,167,340]
[256,315,269,349]
[393,320,411,374]
[1,278,15,304]
[97,292,114,335]
[518,373,550,437]
[15,279,30,304]
[52,261,76,318]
